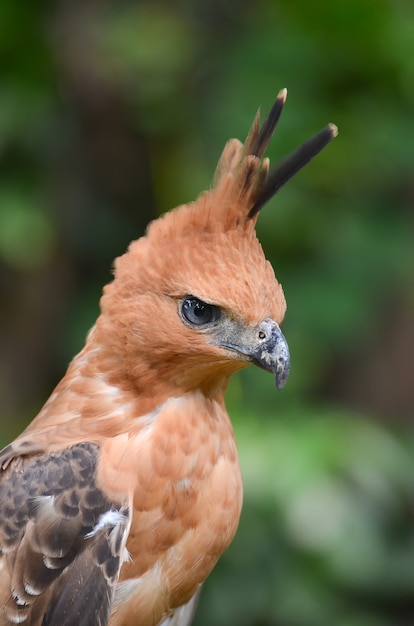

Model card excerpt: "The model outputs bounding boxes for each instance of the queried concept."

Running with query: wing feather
[0,442,130,626]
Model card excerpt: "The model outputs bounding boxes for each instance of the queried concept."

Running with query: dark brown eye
[181,296,220,326]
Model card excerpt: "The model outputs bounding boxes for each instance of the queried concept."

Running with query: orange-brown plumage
[0,89,336,625]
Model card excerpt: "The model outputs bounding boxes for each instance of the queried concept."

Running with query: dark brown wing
[0,442,130,626]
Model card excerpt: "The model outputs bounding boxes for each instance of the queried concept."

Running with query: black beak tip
[274,357,290,390]
[275,369,289,390]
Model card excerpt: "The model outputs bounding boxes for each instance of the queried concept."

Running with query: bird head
[98,90,337,399]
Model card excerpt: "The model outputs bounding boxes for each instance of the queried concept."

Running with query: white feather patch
[23,582,41,597]
[85,509,127,539]
[7,615,27,624]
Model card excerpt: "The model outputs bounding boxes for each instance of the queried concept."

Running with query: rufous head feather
[97,89,337,400]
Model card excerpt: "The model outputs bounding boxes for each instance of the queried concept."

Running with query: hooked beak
[251,319,290,390]
[214,317,290,390]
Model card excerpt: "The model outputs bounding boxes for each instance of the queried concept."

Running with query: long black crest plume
[246,89,337,219]
[244,88,287,159]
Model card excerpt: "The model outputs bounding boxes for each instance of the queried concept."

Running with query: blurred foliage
[0,1,414,624]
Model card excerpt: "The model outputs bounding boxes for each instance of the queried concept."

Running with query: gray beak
[252,319,290,390]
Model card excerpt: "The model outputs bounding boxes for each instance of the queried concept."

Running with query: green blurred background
[1,1,414,624]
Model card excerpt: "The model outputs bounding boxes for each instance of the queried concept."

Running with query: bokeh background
[1,1,414,624]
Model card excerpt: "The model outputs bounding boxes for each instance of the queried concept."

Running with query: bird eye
[181,296,220,326]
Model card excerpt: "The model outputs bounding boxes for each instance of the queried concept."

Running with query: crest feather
[212,88,337,224]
